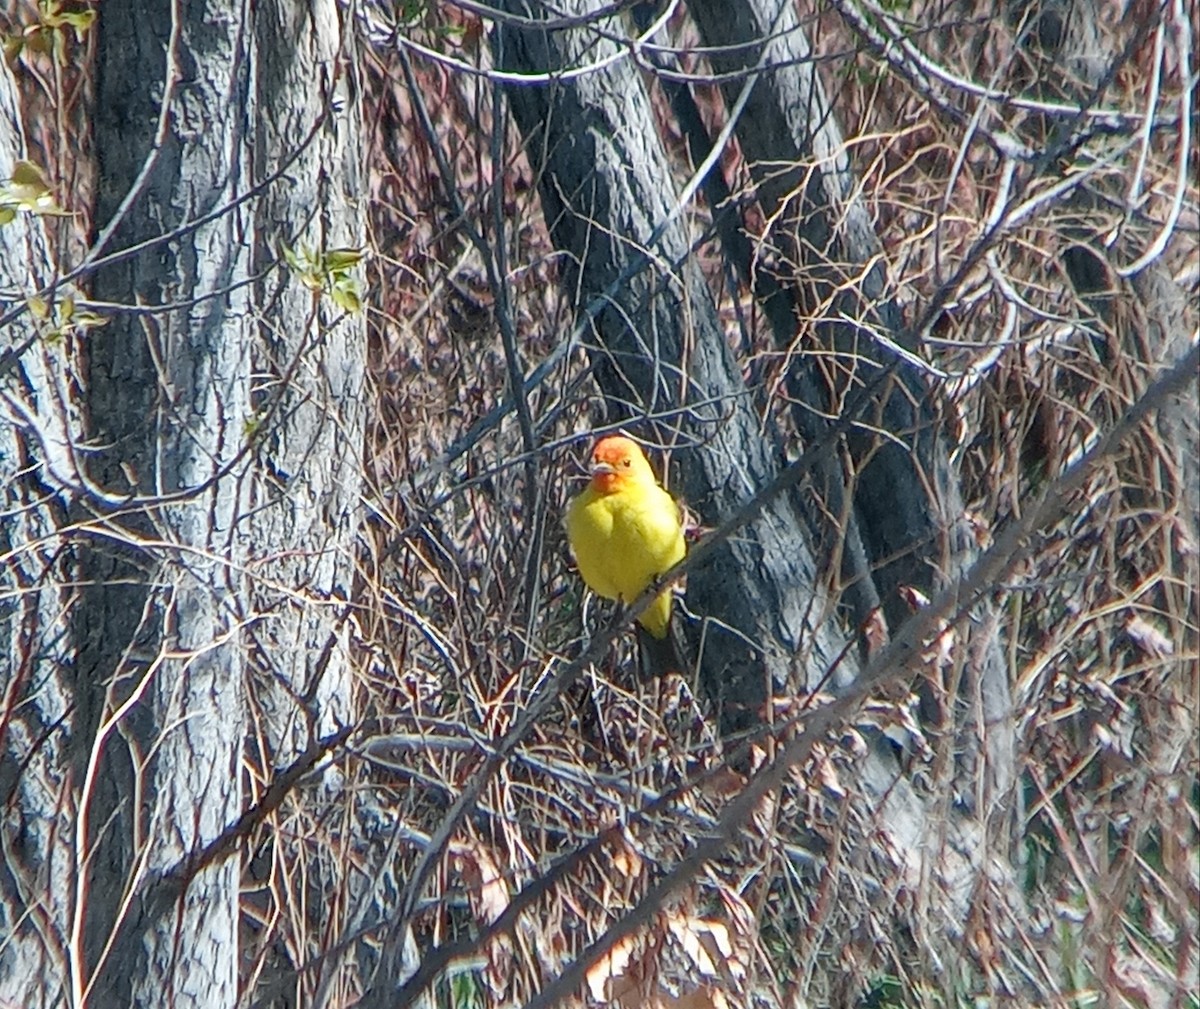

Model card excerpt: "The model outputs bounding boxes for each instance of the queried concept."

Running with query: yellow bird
[565,435,686,639]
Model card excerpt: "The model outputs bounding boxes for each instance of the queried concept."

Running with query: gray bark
[495,2,853,735]
[251,0,365,750]
[686,0,1016,828]
[75,1,252,1003]
[1014,14,1200,997]
[0,57,76,1009]
[627,2,884,630]
[246,2,368,1003]
[687,0,975,633]
[1012,0,1199,522]
[2,0,367,1003]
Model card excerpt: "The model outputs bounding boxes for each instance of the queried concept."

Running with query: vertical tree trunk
[78,1,252,1002]
[3,1,368,1003]
[250,0,365,751]
[495,0,853,735]
[682,12,1020,958]
[0,57,76,1008]
[686,0,971,627]
[684,0,1015,815]
[245,3,368,1002]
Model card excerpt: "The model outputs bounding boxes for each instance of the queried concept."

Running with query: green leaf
[60,10,96,39]
[3,34,24,64]
[23,28,51,57]
[324,247,364,271]
[331,279,363,314]
[0,159,62,216]
[280,241,302,272]
[10,160,48,190]
[69,309,107,332]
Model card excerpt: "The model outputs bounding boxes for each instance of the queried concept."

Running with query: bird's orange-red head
[587,435,655,493]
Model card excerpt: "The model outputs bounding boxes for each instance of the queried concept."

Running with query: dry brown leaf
[859,696,933,762]
[667,913,726,977]
[861,606,889,657]
[716,884,757,949]
[815,752,845,798]
[451,838,510,925]
[586,933,635,1001]
[660,988,728,1009]
[587,929,656,1004]
[665,910,748,987]
[449,837,513,995]
[963,508,993,549]
[611,825,644,879]
[897,584,931,610]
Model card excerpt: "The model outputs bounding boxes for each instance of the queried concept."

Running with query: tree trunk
[685,0,1015,814]
[75,1,252,1002]
[250,0,365,752]
[495,1,854,735]
[686,0,972,626]
[2,0,368,1002]
[0,56,77,1008]
[245,2,368,1003]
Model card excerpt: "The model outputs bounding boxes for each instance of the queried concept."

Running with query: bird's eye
[622,459,631,467]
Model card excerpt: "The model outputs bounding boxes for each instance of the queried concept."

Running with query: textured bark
[0,58,76,1009]
[628,2,883,629]
[686,0,1016,832]
[1128,267,1200,536]
[251,0,365,750]
[78,1,252,1003]
[1015,5,1200,935]
[1012,0,1199,519]
[495,1,853,735]
[3,2,368,1004]
[246,2,368,1003]
[686,0,972,632]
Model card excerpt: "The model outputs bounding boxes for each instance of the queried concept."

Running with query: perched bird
[565,434,686,640]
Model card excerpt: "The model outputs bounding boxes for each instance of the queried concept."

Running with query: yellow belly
[566,484,685,639]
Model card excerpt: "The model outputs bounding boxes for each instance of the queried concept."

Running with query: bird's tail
[636,615,690,679]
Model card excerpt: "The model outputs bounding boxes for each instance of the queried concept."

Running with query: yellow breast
[565,480,685,638]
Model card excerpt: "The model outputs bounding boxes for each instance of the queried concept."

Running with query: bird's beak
[590,461,617,476]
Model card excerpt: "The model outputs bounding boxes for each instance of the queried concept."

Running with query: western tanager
[565,435,685,639]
